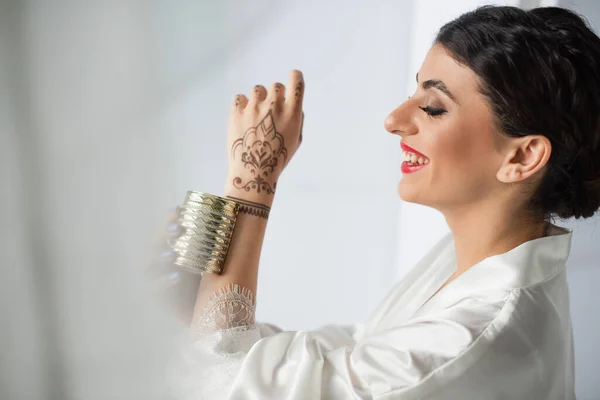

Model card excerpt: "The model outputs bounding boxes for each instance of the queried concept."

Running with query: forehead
[419,44,481,100]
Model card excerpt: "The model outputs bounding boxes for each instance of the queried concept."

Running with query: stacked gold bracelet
[172,191,241,275]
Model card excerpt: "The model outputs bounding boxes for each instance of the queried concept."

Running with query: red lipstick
[400,142,428,159]
[400,142,429,174]
[401,162,427,174]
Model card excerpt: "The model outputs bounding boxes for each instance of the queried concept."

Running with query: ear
[496,135,552,183]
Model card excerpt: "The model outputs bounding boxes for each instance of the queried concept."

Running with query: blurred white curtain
[1,0,599,399]
[0,1,180,399]
[0,4,48,397]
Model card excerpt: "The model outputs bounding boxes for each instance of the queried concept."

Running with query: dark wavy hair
[436,6,600,219]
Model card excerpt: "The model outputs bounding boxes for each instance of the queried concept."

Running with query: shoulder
[416,279,570,390]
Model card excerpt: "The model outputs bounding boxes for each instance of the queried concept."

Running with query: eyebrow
[416,72,458,104]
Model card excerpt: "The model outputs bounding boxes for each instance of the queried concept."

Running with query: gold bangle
[171,191,240,275]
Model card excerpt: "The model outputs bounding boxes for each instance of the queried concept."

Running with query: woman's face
[385,44,507,212]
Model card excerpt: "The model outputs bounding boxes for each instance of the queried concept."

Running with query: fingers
[239,70,304,112]
[286,69,305,110]
[143,207,182,278]
[151,271,181,292]
[299,111,304,146]
[248,84,267,106]
[144,242,178,279]
[141,208,202,325]
[164,206,179,226]
[160,207,181,248]
[232,94,248,111]
[267,82,285,102]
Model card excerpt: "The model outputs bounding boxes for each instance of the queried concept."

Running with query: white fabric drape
[169,225,575,399]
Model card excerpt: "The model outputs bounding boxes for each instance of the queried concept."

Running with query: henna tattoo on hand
[253,85,265,96]
[299,112,304,144]
[231,110,287,195]
[226,196,271,219]
[294,82,303,99]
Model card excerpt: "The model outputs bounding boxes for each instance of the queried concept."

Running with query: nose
[384,98,418,137]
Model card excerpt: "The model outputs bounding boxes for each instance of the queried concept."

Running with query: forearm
[189,178,274,330]
[189,70,304,333]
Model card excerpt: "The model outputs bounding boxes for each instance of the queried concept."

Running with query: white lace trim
[190,283,256,340]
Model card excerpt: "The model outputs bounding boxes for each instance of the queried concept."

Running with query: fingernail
[160,250,174,258]
[167,223,178,232]
[168,272,180,281]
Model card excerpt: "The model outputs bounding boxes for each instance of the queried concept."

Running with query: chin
[397,180,423,204]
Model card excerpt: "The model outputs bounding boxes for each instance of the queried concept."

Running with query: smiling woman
[165,5,600,400]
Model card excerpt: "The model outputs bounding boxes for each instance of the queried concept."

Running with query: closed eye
[419,105,446,117]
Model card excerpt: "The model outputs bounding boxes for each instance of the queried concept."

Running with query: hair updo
[436,6,600,220]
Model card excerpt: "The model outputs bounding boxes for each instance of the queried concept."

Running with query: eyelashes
[418,105,446,117]
[407,96,447,117]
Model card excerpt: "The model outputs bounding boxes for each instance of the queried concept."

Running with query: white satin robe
[168,225,576,399]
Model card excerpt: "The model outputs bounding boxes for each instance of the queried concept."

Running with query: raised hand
[225,70,305,207]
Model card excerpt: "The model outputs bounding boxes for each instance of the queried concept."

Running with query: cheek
[398,115,500,205]
[428,128,468,172]
[431,129,498,195]
[427,126,492,188]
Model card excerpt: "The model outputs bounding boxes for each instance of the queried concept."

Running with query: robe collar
[366,224,572,334]
[417,224,573,315]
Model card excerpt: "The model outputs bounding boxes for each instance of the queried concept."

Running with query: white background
[1,0,598,399]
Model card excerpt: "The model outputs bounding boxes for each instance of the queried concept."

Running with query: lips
[400,142,429,160]
[401,162,427,174]
[400,142,429,174]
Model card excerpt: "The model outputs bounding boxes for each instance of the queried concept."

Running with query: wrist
[224,172,278,208]
[223,189,274,207]
[223,189,273,220]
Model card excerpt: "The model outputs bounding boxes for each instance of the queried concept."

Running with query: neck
[443,201,547,274]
